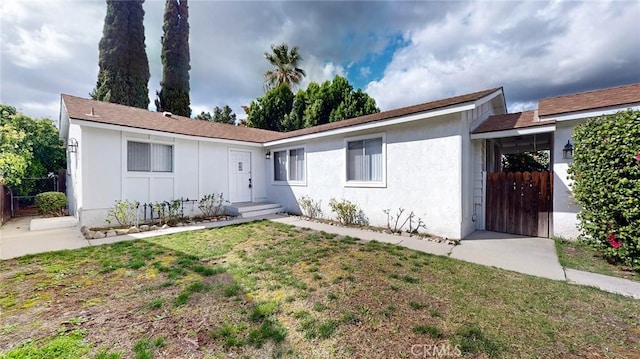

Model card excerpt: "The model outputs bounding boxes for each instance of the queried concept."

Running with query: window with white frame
[347,137,383,182]
[273,148,305,183]
[127,141,173,172]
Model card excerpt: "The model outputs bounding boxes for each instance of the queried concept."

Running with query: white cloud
[1,0,637,121]
[1,1,104,69]
[298,58,345,88]
[366,1,640,111]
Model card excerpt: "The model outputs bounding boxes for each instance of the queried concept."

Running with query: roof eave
[70,117,265,147]
[470,124,556,140]
[264,101,477,147]
[539,102,640,122]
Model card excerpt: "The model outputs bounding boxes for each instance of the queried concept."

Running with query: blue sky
[1,0,639,120]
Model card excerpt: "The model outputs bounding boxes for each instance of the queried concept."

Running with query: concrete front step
[226,202,286,218]
[30,216,79,231]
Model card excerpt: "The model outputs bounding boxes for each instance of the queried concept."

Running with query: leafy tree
[195,111,212,121]
[248,75,379,132]
[0,105,65,191]
[568,110,640,270]
[91,0,150,109]
[501,151,549,172]
[196,106,236,124]
[0,122,31,187]
[247,85,294,131]
[155,0,191,117]
[264,43,306,90]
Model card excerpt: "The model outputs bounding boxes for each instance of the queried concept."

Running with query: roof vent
[85,107,98,117]
[163,111,173,118]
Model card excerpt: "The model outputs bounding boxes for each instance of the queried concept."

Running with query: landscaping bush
[298,195,322,219]
[106,199,139,227]
[568,109,640,270]
[34,191,67,216]
[198,193,228,217]
[329,198,362,225]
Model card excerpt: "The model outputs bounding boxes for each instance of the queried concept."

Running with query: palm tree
[264,43,306,90]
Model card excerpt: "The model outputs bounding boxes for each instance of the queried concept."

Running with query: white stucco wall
[80,127,122,226]
[66,122,82,218]
[76,126,265,227]
[265,114,467,239]
[552,120,582,239]
[461,101,497,237]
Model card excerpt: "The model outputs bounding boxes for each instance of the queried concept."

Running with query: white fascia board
[541,103,640,122]
[263,103,476,147]
[58,100,70,140]
[470,124,556,140]
[473,89,503,108]
[71,118,263,147]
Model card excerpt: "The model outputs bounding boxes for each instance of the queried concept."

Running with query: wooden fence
[485,171,553,237]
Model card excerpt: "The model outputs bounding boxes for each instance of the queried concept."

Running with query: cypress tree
[155,0,191,117]
[92,0,150,109]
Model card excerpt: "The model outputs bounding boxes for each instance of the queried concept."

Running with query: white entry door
[229,150,252,203]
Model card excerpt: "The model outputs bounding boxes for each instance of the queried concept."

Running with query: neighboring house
[58,83,640,239]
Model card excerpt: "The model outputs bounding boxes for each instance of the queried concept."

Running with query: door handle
[248,178,252,188]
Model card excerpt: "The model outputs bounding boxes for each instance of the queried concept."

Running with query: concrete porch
[225,202,285,218]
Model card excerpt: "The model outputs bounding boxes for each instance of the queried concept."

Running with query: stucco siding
[198,142,229,201]
[552,120,582,238]
[66,122,82,218]
[76,128,266,227]
[266,114,466,239]
[175,139,199,201]
[81,127,122,226]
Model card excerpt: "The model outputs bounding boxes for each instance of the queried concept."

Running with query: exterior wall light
[562,140,573,159]
[68,138,78,153]
[265,151,271,160]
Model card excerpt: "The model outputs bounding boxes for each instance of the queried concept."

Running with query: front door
[229,150,252,203]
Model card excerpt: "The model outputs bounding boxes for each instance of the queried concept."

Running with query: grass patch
[1,221,639,358]
[133,337,164,359]
[454,324,501,357]
[250,300,279,321]
[1,330,90,358]
[555,237,639,281]
[412,324,444,339]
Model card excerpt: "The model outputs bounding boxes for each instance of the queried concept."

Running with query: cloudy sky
[1,0,639,121]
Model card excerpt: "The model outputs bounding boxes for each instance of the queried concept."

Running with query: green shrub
[298,195,322,219]
[329,198,362,225]
[106,199,139,227]
[34,191,67,216]
[198,193,228,217]
[568,109,640,270]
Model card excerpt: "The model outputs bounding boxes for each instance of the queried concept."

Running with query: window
[273,150,287,181]
[127,141,173,172]
[289,148,305,181]
[273,148,305,183]
[347,137,383,182]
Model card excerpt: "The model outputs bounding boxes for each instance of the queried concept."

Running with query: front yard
[1,221,639,358]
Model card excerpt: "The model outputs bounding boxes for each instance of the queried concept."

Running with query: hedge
[568,109,640,270]
[34,191,67,217]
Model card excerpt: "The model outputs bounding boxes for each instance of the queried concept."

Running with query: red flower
[636,153,640,161]
[608,234,621,249]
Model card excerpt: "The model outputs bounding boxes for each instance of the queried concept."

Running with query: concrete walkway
[1,215,639,299]
[450,231,566,280]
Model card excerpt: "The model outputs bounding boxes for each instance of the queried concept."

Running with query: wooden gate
[485,171,552,237]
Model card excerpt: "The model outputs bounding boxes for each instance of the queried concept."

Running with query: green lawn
[1,221,639,358]
[555,237,639,282]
